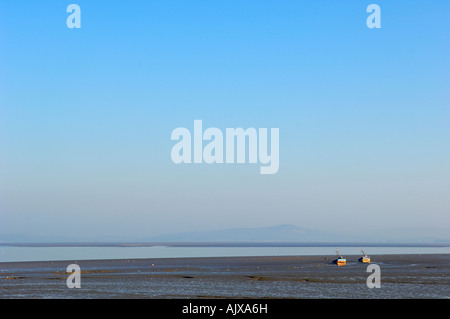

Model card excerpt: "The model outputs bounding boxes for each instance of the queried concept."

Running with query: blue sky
[0,1,449,241]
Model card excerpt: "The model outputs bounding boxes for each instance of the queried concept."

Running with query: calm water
[1,244,450,262]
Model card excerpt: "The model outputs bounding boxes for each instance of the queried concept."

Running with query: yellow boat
[336,258,347,266]
[334,249,346,266]
[359,250,371,263]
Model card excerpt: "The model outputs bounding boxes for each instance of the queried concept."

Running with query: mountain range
[1,224,449,244]
[142,224,450,244]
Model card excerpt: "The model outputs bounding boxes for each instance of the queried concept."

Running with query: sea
[1,242,450,263]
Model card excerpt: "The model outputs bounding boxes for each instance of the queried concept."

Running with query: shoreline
[2,244,450,264]
[1,252,450,266]
[2,241,450,247]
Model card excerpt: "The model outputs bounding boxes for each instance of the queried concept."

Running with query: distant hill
[1,225,449,244]
[143,224,450,244]
[0,233,73,243]
[143,224,349,242]
[363,226,450,243]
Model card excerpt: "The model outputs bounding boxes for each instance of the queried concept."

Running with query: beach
[1,254,449,299]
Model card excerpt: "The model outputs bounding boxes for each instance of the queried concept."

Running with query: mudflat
[1,254,449,298]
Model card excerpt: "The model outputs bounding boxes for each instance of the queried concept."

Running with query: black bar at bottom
[0,299,446,317]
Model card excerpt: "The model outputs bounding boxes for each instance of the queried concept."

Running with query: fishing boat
[359,250,371,263]
[333,249,346,266]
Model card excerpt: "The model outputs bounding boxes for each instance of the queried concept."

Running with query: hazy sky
[0,1,449,241]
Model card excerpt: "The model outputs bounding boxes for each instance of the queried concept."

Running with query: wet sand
[1,254,449,298]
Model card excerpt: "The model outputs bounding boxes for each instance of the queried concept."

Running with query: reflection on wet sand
[1,254,449,298]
